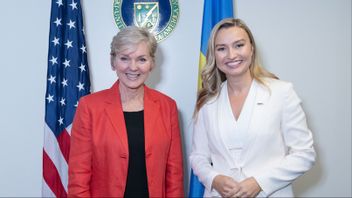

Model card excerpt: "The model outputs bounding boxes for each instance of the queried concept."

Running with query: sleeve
[67,98,92,197]
[189,107,221,191]
[254,83,316,196]
[165,101,185,197]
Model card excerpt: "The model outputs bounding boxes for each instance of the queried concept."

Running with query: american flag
[42,0,90,196]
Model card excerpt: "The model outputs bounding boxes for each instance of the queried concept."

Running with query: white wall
[0,0,350,197]
[236,1,351,196]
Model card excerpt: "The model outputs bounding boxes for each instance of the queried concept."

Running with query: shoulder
[199,82,226,112]
[260,77,294,94]
[73,88,114,119]
[262,77,292,89]
[259,78,301,104]
[79,88,111,104]
[77,87,115,111]
[145,87,179,120]
[145,86,177,107]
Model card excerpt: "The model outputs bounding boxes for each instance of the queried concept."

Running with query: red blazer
[68,81,184,197]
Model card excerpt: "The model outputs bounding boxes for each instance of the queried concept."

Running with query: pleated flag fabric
[42,0,90,196]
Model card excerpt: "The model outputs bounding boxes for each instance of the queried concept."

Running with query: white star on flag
[48,75,56,84]
[49,56,58,65]
[53,17,62,26]
[58,117,64,125]
[69,0,78,10]
[59,98,66,106]
[63,59,71,68]
[80,44,86,53]
[79,63,86,72]
[56,0,63,7]
[67,20,76,29]
[77,82,84,91]
[46,94,54,103]
[64,39,73,49]
[61,78,68,87]
[52,37,60,46]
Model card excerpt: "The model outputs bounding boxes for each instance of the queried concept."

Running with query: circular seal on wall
[113,0,180,42]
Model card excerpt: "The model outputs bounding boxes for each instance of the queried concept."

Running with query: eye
[119,56,130,62]
[138,57,148,63]
[216,47,225,52]
[119,56,129,62]
[235,43,244,49]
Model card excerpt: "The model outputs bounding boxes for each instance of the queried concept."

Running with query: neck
[120,86,144,102]
[119,85,144,111]
[226,72,253,96]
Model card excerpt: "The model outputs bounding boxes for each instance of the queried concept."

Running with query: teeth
[127,73,138,77]
[227,60,242,67]
[126,73,139,80]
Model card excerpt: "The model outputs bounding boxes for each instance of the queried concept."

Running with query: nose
[227,47,237,59]
[129,60,138,71]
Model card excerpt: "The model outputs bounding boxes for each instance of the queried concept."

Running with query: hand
[233,177,261,198]
[212,175,239,198]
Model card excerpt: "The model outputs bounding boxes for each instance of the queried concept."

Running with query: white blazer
[190,78,316,197]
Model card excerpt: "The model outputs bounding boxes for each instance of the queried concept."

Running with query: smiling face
[214,26,253,80]
[112,41,154,91]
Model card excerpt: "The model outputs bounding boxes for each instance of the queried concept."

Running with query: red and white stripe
[42,123,72,197]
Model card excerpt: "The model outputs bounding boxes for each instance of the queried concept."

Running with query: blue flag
[42,0,91,197]
[190,0,233,197]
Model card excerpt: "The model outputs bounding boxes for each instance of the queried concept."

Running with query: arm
[68,98,92,197]
[190,108,240,196]
[165,101,185,197]
[189,108,223,192]
[254,83,316,196]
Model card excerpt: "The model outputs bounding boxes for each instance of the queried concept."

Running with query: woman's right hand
[212,175,240,198]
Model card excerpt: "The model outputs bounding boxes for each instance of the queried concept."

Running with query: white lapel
[216,82,237,168]
[213,80,272,168]
[240,80,271,164]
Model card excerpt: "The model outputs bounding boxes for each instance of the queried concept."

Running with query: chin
[120,80,144,89]
[228,68,250,77]
[127,82,144,89]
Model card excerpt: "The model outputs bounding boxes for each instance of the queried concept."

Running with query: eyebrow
[118,53,148,57]
[234,39,246,43]
[118,54,149,60]
[215,39,246,47]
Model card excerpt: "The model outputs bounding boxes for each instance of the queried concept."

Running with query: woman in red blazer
[68,26,184,197]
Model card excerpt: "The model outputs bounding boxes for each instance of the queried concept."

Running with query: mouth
[125,73,140,80]
[225,59,243,67]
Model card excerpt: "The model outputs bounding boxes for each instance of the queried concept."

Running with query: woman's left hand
[232,177,261,198]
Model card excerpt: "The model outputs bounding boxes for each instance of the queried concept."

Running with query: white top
[219,80,258,179]
[222,80,258,151]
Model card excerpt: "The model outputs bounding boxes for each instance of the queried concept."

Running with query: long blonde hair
[194,18,278,117]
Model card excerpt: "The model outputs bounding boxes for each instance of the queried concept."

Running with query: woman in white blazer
[190,18,316,197]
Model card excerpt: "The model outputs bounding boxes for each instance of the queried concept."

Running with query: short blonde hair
[110,26,157,66]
